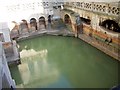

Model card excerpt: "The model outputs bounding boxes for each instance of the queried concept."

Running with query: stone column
[72,23,76,32]
[118,1,120,27]
[118,1,120,62]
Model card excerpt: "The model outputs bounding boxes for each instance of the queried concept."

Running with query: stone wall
[63,2,120,60]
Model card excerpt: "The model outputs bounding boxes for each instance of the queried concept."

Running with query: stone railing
[64,2,120,16]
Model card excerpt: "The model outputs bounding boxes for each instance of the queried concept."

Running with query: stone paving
[17,28,75,41]
[78,34,120,61]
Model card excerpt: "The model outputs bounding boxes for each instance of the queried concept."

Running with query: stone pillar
[72,23,76,32]
[118,1,120,62]
[118,1,120,27]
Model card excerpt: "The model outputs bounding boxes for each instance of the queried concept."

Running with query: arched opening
[39,16,46,29]
[10,21,18,31]
[80,17,91,25]
[19,19,29,34]
[30,18,37,30]
[64,14,71,24]
[10,21,19,38]
[64,14,72,30]
[21,19,28,29]
[100,19,120,33]
[80,17,92,37]
[48,15,52,23]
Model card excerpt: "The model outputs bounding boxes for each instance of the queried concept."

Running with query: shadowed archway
[39,16,46,30]
[64,14,72,31]
[80,17,91,25]
[19,19,29,34]
[30,18,37,30]
[64,14,71,24]
[10,21,19,39]
[100,19,120,33]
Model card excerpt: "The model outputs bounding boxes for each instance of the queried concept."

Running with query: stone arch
[100,19,120,33]
[62,10,82,32]
[30,18,37,30]
[11,21,18,30]
[10,21,19,39]
[64,14,72,24]
[64,14,73,31]
[80,17,91,25]
[62,12,73,24]
[21,19,28,28]
[19,19,29,34]
[77,9,92,25]
[39,16,46,29]
[39,16,45,22]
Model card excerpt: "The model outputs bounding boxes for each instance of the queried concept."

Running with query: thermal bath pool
[9,35,119,88]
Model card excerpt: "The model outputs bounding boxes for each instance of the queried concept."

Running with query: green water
[10,35,119,88]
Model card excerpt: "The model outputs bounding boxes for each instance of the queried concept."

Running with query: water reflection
[15,49,60,88]
[9,66,23,85]
[20,48,48,59]
[10,36,119,88]
[18,63,30,85]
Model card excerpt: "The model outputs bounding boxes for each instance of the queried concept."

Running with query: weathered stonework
[62,2,120,61]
